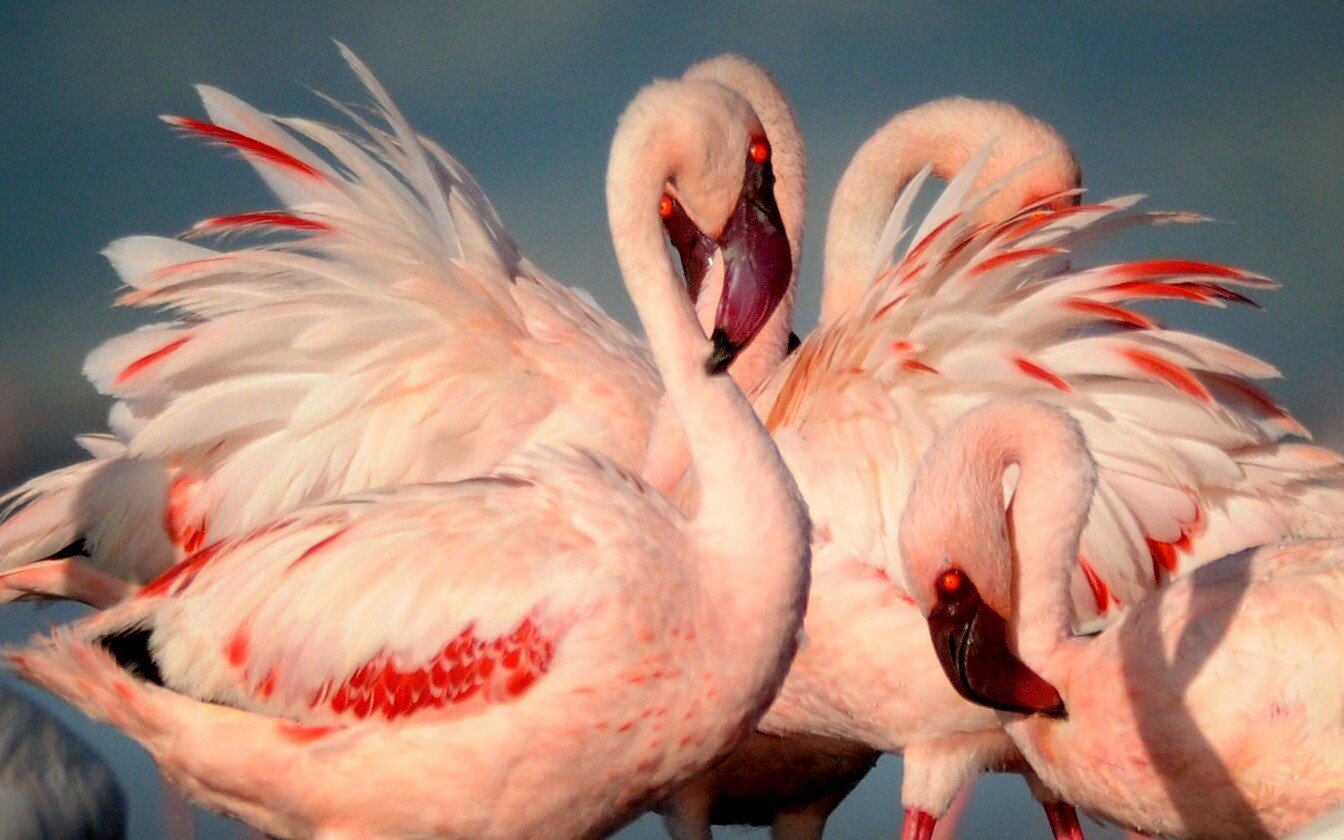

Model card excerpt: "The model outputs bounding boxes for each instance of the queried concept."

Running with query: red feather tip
[163,116,326,181]
[1120,347,1212,404]
[192,212,332,235]
[1013,356,1072,393]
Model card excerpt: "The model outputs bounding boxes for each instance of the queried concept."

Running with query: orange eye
[936,568,965,596]
[659,193,674,219]
[748,137,770,165]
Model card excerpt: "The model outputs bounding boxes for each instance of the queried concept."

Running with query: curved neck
[606,114,809,637]
[921,401,1095,670]
[821,98,1077,325]
[999,415,1094,669]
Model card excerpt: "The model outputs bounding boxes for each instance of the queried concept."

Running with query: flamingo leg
[772,806,828,840]
[661,785,713,840]
[901,808,937,840]
[0,558,133,608]
[1042,801,1085,840]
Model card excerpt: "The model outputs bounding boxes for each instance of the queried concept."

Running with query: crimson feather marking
[901,358,939,375]
[138,542,224,599]
[1079,557,1112,612]
[312,618,557,721]
[163,473,207,554]
[113,336,192,385]
[971,246,1064,275]
[1147,538,1179,581]
[1120,347,1213,403]
[904,214,961,264]
[1110,259,1269,286]
[286,528,348,573]
[278,722,340,744]
[164,116,326,181]
[191,212,333,235]
[1062,298,1157,330]
[1013,356,1072,393]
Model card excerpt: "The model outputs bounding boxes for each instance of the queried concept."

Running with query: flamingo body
[1019,539,1344,838]
[12,460,745,839]
[900,398,1344,838]
[7,61,811,840]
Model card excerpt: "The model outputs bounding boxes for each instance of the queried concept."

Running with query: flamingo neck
[606,111,809,663]
[990,405,1096,671]
[820,98,1077,325]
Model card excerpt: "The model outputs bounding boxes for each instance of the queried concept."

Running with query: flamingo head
[899,398,1075,718]
[659,129,792,373]
[924,566,1065,718]
[610,78,794,373]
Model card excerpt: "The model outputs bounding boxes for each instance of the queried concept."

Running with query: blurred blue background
[1,2,1341,837]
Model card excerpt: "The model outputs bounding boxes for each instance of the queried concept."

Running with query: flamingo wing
[0,49,658,582]
[85,452,677,725]
[761,158,1344,624]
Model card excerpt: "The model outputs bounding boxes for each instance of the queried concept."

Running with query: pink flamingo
[655,97,1082,840]
[662,107,1344,839]
[0,50,808,840]
[0,48,797,596]
[6,73,811,840]
[899,396,1344,838]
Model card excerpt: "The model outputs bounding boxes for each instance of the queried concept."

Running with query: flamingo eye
[748,137,770,165]
[659,193,675,219]
[936,568,966,597]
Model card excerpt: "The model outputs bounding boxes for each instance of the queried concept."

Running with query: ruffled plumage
[758,152,1344,625]
[0,47,658,583]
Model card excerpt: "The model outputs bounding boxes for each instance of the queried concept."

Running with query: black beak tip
[705,329,741,375]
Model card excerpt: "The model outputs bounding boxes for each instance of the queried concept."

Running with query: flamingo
[658,106,1344,839]
[0,48,796,598]
[0,682,126,839]
[5,72,811,840]
[654,97,1081,840]
[900,396,1344,838]
[0,49,807,840]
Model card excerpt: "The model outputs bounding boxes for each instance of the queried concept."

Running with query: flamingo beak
[706,158,793,374]
[661,196,718,304]
[926,572,1066,718]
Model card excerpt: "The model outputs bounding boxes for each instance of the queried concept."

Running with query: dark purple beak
[926,568,1066,718]
[706,156,793,373]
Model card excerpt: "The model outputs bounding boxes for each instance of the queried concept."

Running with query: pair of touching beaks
[661,136,792,374]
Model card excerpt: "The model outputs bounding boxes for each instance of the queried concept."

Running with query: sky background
[0,2,1341,837]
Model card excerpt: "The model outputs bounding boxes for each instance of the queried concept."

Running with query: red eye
[748,137,770,165]
[937,568,965,596]
[659,194,674,219]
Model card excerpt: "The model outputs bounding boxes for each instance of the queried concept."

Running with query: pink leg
[932,784,972,839]
[901,808,937,840]
[0,558,132,607]
[1042,801,1085,840]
